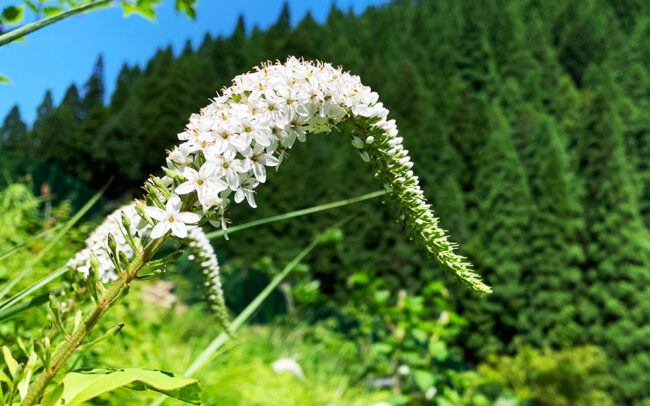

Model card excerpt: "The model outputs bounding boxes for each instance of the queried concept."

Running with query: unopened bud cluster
[187,227,228,327]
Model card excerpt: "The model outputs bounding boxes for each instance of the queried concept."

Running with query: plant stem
[19,237,165,406]
[0,0,113,47]
[205,190,385,240]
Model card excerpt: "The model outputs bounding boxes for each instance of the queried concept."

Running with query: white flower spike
[151,57,490,294]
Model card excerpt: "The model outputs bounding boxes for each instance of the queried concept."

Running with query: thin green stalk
[206,190,385,240]
[0,185,105,302]
[19,237,166,406]
[0,0,113,47]
[150,239,321,406]
[0,288,63,322]
[0,266,68,314]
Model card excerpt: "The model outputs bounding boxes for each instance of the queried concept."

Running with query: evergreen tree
[31,90,54,159]
[0,105,28,153]
[573,66,650,404]
[515,109,584,349]
[460,106,534,358]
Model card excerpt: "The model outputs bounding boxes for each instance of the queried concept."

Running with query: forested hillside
[2,0,650,403]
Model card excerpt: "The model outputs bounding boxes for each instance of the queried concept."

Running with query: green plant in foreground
[478,345,614,406]
[5,58,487,405]
[343,271,499,406]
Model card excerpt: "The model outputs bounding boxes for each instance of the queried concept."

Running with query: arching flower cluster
[152,57,490,294]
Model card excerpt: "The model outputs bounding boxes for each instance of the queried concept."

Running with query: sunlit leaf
[428,340,449,360]
[23,0,39,13]
[1,347,18,379]
[175,0,195,19]
[41,383,64,406]
[413,369,435,391]
[0,74,10,84]
[1,5,23,23]
[42,6,62,16]
[57,368,202,405]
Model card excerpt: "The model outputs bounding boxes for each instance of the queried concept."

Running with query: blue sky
[1,0,389,124]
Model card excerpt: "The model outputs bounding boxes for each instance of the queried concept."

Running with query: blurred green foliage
[342,270,499,405]
[479,345,614,406]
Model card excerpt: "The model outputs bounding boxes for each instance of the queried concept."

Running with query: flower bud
[351,136,365,149]
[121,211,131,230]
[107,233,117,255]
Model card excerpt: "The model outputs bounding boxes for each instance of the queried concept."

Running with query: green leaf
[59,368,202,405]
[41,383,64,406]
[17,352,38,400]
[369,342,393,357]
[2,347,18,379]
[23,0,39,13]
[42,6,62,16]
[122,0,159,20]
[373,289,390,303]
[413,369,435,391]
[411,328,427,343]
[175,0,195,19]
[1,5,23,23]
[428,340,449,360]
[0,74,9,84]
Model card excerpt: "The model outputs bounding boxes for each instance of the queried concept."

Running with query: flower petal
[253,163,266,183]
[234,189,244,203]
[166,194,182,213]
[150,222,170,239]
[175,181,196,195]
[144,206,166,221]
[178,211,202,224]
[245,191,257,208]
[171,221,188,238]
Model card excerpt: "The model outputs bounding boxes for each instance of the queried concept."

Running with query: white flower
[205,148,250,191]
[145,195,201,239]
[176,162,228,209]
[178,113,215,152]
[243,144,279,183]
[234,176,259,208]
[397,365,410,376]
[425,387,437,400]
[271,358,304,381]
[238,116,272,147]
[168,144,191,165]
[212,124,250,154]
